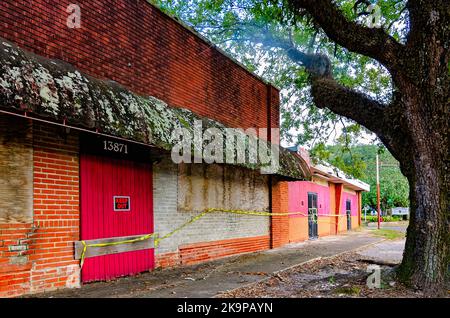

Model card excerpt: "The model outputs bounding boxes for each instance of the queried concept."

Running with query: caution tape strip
[78,208,353,268]
[79,233,156,268]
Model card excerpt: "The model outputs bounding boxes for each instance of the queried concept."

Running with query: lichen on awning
[0,38,309,180]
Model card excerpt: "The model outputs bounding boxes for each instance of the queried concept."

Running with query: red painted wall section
[287,181,330,216]
[0,0,279,133]
[80,154,154,282]
[357,191,362,226]
[341,192,358,216]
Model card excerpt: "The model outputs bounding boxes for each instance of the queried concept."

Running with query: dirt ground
[27,222,446,298]
[219,251,427,298]
[220,223,447,298]
[29,229,384,298]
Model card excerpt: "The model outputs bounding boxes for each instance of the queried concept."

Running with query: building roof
[0,38,309,180]
[311,163,370,192]
[288,146,370,192]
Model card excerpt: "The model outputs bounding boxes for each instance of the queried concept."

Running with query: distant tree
[311,143,410,210]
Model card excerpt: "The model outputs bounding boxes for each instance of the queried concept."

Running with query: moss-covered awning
[0,38,310,180]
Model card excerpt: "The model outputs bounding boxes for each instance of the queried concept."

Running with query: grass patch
[334,286,361,296]
[370,229,405,240]
[362,215,406,223]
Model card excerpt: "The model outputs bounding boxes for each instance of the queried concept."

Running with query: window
[308,192,318,210]
[346,200,351,212]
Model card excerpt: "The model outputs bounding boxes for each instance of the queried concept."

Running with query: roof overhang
[311,163,370,192]
[0,38,309,180]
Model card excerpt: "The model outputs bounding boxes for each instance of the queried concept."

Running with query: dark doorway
[346,200,352,230]
[308,193,318,239]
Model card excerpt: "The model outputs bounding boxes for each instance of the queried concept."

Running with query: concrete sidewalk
[30,230,385,298]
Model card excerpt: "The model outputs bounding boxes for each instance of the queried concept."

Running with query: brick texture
[179,236,270,265]
[0,223,33,297]
[0,0,279,135]
[0,0,284,296]
[156,236,270,268]
[270,180,289,248]
[0,121,80,297]
[153,156,270,266]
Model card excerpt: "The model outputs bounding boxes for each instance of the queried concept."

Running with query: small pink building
[285,148,370,242]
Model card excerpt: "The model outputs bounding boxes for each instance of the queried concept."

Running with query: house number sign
[104,140,129,154]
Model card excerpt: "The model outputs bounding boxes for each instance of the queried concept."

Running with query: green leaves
[152,0,407,150]
[310,143,409,209]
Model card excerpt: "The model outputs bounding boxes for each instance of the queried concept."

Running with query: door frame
[346,199,352,230]
[79,134,156,282]
[307,192,318,239]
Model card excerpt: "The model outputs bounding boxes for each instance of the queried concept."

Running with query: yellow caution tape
[78,208,354,268]
[154,209,213,246]
[79,233,156,268]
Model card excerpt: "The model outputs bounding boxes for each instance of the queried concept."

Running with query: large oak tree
[284,0,449,294]
[155,0,449,293]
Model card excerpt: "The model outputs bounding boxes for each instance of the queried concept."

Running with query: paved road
[366,221,409,233]
[357,239,405,265]
[30,230,389,298]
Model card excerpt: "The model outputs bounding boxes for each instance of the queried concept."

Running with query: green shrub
[361,215,403,222]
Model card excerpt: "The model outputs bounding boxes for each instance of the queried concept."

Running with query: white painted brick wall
[153,157,270,254]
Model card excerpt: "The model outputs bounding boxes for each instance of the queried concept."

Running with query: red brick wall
[155,252,180,269]
[267,85,281,144]
[156,236,270,268]
[0,122,80,297]
[0,0,279,132]
[31,123,80,292]
[271,181,289,248]
[180,236,270,266]
[0,0,283,296]
[0,223,34,297]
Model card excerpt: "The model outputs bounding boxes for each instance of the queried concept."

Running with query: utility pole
[376,153,381,229]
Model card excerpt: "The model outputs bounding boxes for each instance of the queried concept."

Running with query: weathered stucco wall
[153,156,270,257]
[0,115,33,223]
[178,164,269,213]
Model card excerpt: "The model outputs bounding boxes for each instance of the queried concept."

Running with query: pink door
[80,153,154,282]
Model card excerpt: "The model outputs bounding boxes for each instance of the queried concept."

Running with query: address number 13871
[103,140,129,154]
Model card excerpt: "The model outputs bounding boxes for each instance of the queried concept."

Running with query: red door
[80,153,154,282]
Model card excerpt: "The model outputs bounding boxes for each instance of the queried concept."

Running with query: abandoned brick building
[0,0,368,297]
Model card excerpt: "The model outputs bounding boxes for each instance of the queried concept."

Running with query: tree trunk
[398,165,449,295]
[285,0,449,294]
[395,91,450,295]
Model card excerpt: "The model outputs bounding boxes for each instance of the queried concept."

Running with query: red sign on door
[114,196,130,211]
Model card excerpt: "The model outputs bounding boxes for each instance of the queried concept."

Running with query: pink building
[284,148,370,242]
